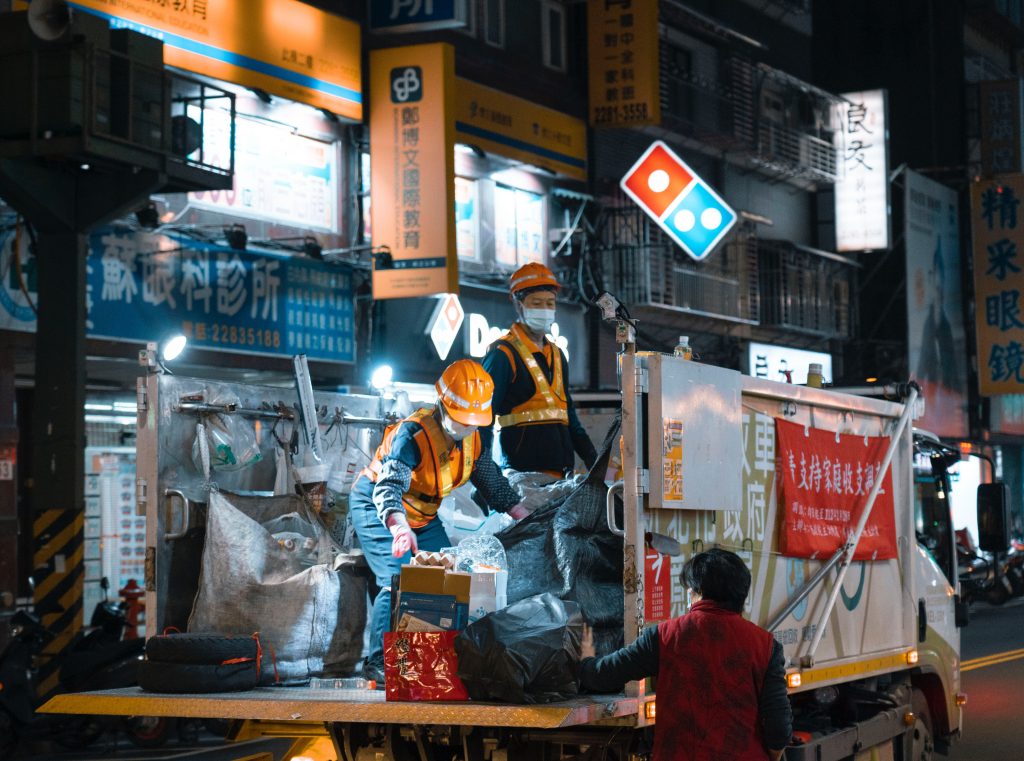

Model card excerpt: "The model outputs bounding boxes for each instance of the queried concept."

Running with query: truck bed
[40,687,639,729]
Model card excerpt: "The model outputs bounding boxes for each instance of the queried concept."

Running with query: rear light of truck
[786,672,802,688]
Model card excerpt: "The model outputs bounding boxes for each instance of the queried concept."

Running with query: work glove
[508,503,530,521]
[386,513,418,557]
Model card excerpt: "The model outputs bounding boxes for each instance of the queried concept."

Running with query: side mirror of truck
[977,482,1010,553]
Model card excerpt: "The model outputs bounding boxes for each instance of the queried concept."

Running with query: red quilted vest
[655,600,775,761]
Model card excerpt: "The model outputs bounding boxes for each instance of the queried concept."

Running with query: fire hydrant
[119,579,145,640]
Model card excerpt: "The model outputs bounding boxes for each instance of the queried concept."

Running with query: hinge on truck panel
[136,379,147,414]
[136,478,147,513]
[144,546,156,592]
[634,366,649,393]
[636,468,650,494]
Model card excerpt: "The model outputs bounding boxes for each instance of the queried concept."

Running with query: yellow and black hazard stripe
[32,508,84,699]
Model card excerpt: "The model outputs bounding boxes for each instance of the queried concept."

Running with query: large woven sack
[188,491,365,683]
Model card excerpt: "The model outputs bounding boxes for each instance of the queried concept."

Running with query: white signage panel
[748,342,832,385]
[833,90,890,252]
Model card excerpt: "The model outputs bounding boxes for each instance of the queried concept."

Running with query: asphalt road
[949,596,1024,760]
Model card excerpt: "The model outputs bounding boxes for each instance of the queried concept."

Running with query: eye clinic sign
[370,44,458,299]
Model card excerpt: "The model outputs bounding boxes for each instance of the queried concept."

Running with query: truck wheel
[125,716,171,748]
[908,688,935,761]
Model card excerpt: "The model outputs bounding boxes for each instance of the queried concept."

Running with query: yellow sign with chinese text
[971,175,1024,395]
[454,79,587,181]
[46,0,362,119]
[370,43,457,300]
[587,0,660,127]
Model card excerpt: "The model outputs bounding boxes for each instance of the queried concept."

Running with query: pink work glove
[386,513,418,557]
[508,503,530,521]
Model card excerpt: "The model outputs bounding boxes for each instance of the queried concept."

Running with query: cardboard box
[443,571,472,603]
[400,565,446,593]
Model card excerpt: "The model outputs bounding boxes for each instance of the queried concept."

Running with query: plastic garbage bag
[505,471,588,516]
[440,534,508,573]
[496,416,624,657]
[191,394,262,473]
[455,592,583,703]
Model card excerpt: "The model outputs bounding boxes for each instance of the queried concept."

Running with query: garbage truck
[39,329,999,761]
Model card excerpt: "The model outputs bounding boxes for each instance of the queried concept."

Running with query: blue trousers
[349,491,451,668]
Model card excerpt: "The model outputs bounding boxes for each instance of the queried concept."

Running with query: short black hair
[680,548,751,613]
[513,285,558,301]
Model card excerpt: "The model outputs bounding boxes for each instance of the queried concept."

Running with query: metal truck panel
[644,354,743,511]
[636,369,918,688]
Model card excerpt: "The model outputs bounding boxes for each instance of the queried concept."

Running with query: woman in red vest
[350,359,526,684]
[580,549,792,761]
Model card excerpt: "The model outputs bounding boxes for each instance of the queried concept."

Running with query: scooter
[956,530,1014,607]
[0,578,169,756]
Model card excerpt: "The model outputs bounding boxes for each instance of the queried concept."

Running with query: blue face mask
[521,307,556,334]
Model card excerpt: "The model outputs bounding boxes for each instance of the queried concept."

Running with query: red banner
[775,418,898,560]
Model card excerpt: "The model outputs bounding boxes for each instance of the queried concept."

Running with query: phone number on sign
[592,102,649,124]
[183,322,281,349]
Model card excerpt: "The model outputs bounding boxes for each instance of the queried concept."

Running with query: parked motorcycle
[957,529,1015,606]
[0,578,169,757]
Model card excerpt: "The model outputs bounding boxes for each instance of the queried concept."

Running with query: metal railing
[758,239,858,338]
[599,201,759,324]
[2,40,233,180]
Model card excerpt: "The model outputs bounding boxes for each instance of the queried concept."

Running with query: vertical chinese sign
[370,44,458,299]
[904,170,968,437]
[979,80,1024,178]
[833,90,890,252]
[587,0,660,127]
[972,175,1024,395]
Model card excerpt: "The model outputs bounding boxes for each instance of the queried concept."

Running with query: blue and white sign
[0,222,355,364]
[369,0,468,33]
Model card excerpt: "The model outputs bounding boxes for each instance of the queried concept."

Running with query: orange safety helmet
[509,262,560,296]
[435,359,495,426]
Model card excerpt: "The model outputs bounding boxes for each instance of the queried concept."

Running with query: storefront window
[494,185,545,267]
[455,177,479,261]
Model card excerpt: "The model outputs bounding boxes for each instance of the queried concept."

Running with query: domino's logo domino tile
[620,141,737,261]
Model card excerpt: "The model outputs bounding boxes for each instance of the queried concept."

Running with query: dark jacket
[479,326,596,473]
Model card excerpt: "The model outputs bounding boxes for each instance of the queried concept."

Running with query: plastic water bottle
[807,363,824,388]
[673,336,693,360]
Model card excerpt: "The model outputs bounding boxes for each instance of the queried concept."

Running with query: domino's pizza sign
[620,141,737,261]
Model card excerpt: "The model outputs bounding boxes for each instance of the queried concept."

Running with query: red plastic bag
[384,631,469,702]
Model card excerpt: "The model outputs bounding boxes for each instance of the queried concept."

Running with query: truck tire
[908,688,935,761]
[145,633,257,665]
[138,659,258,693]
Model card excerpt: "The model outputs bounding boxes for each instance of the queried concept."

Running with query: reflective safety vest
[494,323,569,428]
[361,408,478,528]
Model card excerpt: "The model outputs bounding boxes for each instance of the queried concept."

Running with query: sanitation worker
[350,359,527,683]
[480,262,597,477]
[579,548,792,761]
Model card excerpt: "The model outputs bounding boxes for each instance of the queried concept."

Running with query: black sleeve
[579,625,660,694]
[562,350,597,468]
[759,640,793,751]
[479,345,513,462]
[469,455,519,512]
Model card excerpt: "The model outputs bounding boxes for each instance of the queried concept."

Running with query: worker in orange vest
[480,263,597,477]
[350,359,526,682]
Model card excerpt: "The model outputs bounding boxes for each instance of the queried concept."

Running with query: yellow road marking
[962,648,1024,672]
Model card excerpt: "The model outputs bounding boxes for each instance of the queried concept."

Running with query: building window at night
[460,0,477,37]
[494,185,545,268]
[484,0,505,48]
[542,1,566,72]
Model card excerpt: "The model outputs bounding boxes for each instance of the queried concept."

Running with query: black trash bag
[496,416,624,656]
[455,593,583,703]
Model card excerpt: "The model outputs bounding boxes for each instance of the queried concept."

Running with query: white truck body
[42,351,964,760]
